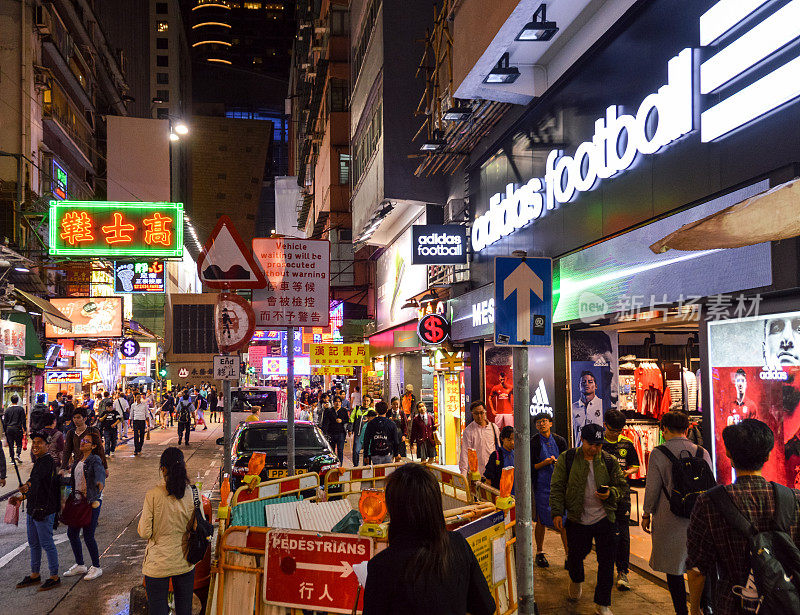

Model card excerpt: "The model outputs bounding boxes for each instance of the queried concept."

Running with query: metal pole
[287,326,295,475]
[513,344,535,614]
[222,352,232,478]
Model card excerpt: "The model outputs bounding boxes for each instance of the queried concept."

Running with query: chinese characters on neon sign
[49,201,184,257]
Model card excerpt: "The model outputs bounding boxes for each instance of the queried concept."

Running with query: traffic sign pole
[287,326,295,476]
[223,352,232,478]
[513,344,535,614]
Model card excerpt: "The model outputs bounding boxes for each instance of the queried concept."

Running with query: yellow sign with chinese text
[309,343,370,366]
[311,365,353,376]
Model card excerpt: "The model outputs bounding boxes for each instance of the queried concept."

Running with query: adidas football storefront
[454,0,800,585]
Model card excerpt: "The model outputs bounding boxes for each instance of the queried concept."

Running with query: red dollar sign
[424,317,444,343]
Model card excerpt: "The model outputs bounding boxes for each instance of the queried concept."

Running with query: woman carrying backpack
[176,392,195,447]
[642,411,714,615]
[137,447,196,615]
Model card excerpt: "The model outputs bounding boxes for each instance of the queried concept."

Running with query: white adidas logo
[529,378,554,417]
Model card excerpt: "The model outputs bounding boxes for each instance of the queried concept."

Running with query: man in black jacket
[4,394,27,464]
[531,412,568,568]
[321,397,349,464]
[363,401,399,465]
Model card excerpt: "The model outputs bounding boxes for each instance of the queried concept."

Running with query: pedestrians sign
[197,215,267,289]
[494,256,552,346]
[213,355,240,381]
[251,238,330,327]
[263,529,372,614]
[214,292,256,353]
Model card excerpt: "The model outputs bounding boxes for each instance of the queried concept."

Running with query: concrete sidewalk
[532,529,677,614]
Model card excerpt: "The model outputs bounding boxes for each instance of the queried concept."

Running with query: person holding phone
[549,423,627,615]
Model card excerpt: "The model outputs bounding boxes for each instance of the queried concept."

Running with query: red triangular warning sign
[196,215,267,289]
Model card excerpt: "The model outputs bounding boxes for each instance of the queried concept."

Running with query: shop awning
[12,289,73,331]
[650,177,800,253]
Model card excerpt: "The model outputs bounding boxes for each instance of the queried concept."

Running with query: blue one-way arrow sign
[494,256,552,346]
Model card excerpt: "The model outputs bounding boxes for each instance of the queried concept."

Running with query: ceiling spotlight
[516,4,559,41]
[14,266,30,273]
[13,304,26,312]
[484,53,520,84]
[271,228,276,234]
[420,130,446,152]
[151,97,165,104]
[169,132,180,142]
[174,122,189,135]
[443,102,472,122]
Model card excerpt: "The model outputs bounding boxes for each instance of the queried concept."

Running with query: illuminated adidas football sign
[529,378,554,417]
[473,0,800,253]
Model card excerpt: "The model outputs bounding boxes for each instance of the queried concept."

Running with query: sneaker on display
[63,564,87,577]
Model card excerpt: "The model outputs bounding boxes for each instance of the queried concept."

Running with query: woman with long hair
[363,464,494,615]
[137,447,196,615]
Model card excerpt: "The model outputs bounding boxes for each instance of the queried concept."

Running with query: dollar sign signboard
[120,337,140,358]
[417,313,450,345]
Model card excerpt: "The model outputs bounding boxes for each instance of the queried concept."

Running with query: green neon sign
[49,201,184,258]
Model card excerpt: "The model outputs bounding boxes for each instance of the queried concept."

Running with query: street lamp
[174,122,189,135]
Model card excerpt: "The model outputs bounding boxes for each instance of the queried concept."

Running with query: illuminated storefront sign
[309,343,370,366]
[473,1,800,252]
[411,225,468,265]
[49,201,184,257]
[0,320,26,356]
[262,356,311,376]
[46,370,83,385]
[114,261,166,293]
[52,161,68,200]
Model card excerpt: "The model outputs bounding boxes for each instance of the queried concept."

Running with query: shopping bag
[22,433,27,451]
[4,499,20,526]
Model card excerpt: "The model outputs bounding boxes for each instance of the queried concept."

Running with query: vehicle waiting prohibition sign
[264,529,373,614]
[494,256,552,346]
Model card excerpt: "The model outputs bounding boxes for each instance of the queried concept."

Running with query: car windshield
[239,425,328,453]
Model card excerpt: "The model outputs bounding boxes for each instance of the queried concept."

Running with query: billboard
[114,261,165,293]
[411,224,467,265]
[708,310,800,488]
[49,201,184,258]
[45,297,124,338]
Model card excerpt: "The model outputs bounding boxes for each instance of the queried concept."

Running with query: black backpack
[178,398,193,423]
[707,483,800,614]
[184,485,213,565]
[656,445,716,518]
[370,419,393,457]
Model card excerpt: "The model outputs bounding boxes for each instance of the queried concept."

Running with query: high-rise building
[0,0,131,257]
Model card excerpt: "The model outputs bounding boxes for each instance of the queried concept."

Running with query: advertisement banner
[707,311,800,487]
[375,225,428,331]
[0,320,26,356]
[309,343,369,366]
[568,330,619,445]
[485,345,513,428]
[46,297,123,338]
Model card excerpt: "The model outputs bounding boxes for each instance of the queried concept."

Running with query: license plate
[268,469,287,478]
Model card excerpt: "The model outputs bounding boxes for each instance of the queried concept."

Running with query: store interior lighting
[516,4,559,41]
[14,266,29,273]
[484,53,521,84]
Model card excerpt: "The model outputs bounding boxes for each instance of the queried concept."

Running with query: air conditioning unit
[34,5,51,34]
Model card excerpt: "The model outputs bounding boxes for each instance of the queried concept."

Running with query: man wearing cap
[550,423,628,615]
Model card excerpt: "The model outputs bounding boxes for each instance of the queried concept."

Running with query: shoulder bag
[183,485,213,565]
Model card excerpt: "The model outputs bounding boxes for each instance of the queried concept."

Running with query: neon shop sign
[472,0,800,252]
